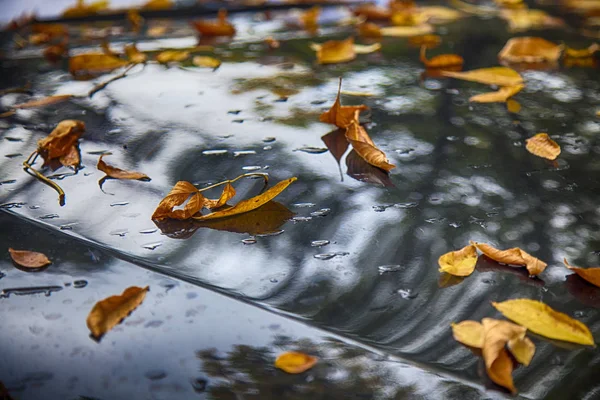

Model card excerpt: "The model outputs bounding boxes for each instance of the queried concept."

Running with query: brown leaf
[152,181,205,220]
[8,248,51,269]
[438,244,478,276]
[499,37,562,63]
[44,42,68,64]
[420,46,464,69]
[12,94,74,109]
[442,67,524,86]
[59,145,81,169]
[69,53,129,78]
[358,22,383,38]
[86,286,149,339]
[472,242,547,275]
[345,120,395,172]
[275,351,318,374]
[451,320,484,348]
[320,79,368,129]
[191,9,236,37]
[525,133,561,160]
[469,84,524,103]
[97,154,150,181]
[564,258,600,288]
[409,34,441,48]
[127,10,144,33]
[38,120,85,161]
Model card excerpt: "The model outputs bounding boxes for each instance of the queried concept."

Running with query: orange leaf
[420,46,464,69]
[8,248,51,269]
[472,242,547,275]
[498,37,562,63]
[380,24,434,37]
[469,84,524,103]
[320,79,368,129]
[156,50,189,64]
[525,133,560,160]
[274,351,318,374]
[565,43,599,59]
[69,53,129,78]
[97,154,150,181]
[358,22,382,38]
[564,258,600,288]
[409,34,441,48]
[300,6,320,33]
[204,183,236,209]
[345,120,395,172]
[312,37,356,64]
[482,318,524,394]
[152,181,205,220]
[192,56,221,69]
[38,120,85,161]
[86,286,149,339]
[12,94,74,109]
[191,9,236,37]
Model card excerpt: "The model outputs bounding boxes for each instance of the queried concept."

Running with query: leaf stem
[23,151,66,206]
[88,63,137,98]
[197,172,269,193]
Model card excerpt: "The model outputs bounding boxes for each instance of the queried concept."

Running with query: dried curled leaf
[8,248,51,269]
[420,46,464,69]
[492,299,595,345]
[86,286,149,339]
[438,244,477,276]
[346,120,395,172]
[204,183,236,209]
[564,259,600,288]
[152,181,205,220]
[191,9,236,37]
[59,145,81,169]
[472,242,547,275]
[12,94,73,109]
[97,154,150,181]
[194,177,296,221]
[156,50,189,64]
[470,84,524,103]
[525,133,560,160]
[275,351,318,374]
[442,67,524,86]
[320,79,368,129]
[125,44,147,64]
[69,53,129,78]
[38,120,85,161]
[451,320,484,348]
[192,56,221,69]
[499,37,562,63]
[482,319,519,394]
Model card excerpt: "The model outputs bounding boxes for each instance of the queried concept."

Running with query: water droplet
[139,228,158,234]
[311,240,329,247]
[293,147,328,154]
[109,229,128,237]
[0,202,26,209]
[486,212,499,217]
[574,310,588,318]
[0,271,5,280]
[256,230,284,237]
[86,150,111,155]
[227,110,241,115]
[43,313,62,321]
[191,378,207,393]
[0,179,16,185]
[292,202,315,208]
[145,370,167,380]
[145,320,163,328]
[110,202,129,207]
[263,137,276,143]
[47,173,74,180]
[446,136,459,141]
[4,137,23,142]
[202,149,228,156]
[142,242,163,250]
[39,214,59,220]
[0,285,62,298]
[482,278,496,285]
[233,150,256,157]
[425,217,446,224]
[335,252,349,256]
[373,205,389,212]
[292,216,312,222]
[378,265,403,274]
[314,253,336,260]
[5,153,23,158]
[242,237,257,245]
[311,100,326,105]
[242,166,262,171]
[73,280,88,289]
[269,278,278,283]
[448,222,462,228]
[232,119,244,123]
[274,97,288,103]
[59,222,78,230]
[263,145,273,150]
[107,128,122,135]
[397,289,418,299]
[29,205,40,209]
[310,208,331,217]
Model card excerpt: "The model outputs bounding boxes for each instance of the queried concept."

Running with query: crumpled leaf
[564,258,600,288]
[191,9,236,37]
[69,53,129,78]
[204,183,236,209]
[492,299,595,345]
[420,46,464,69]
[156,50,189,64]
[472,242,547,275]
[63,0,109,18]
[498,37,562,63]
[124,44,147,64]
[38,120,85,161]
[86,286,149,339]
[508,335,535,366]
[275,351,318,374]
[194,177,296,221]
[346,120,395,172]
[320,79,368,129]
[8,248,51,269]
[192,56,221,69]
[525,133,560,160]
[451,320,484,348]
[442,67,524,86]
[438,243,477,276]
[470,84,524,103]
[97,154,150,181]
[12,94,73,109]
[152,181,205,220]
[482,318,521,394]
[310,38,381,64]
[299,6,320,32]
[59,145,81,169]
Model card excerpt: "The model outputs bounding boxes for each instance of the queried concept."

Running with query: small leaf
[299,6,320,32]
[438,244,477,276]
[191,9,236,37]
[275,351,318,374]
[472,242,547,275]
[38,120,85,161]
[564,258,600,288]
[451,320,484,348]
[565,43,599,59]
[345,120,395,172]
[86,286,149,339]
[379,25,434,37]
[420,46,464,69]
[482,318,524,394]
[470,84,524,103]
[12,94,73,109]
[492,299,595,345]
[69,53,129,78]
[525,133,561,160]
[8,248,51,269]
[192,56,221,69]
[156,50,189,64]
[442,67,523,86]
[152,181,205,220]
[97,154,150,181]
[354,43,382,54]
[311,37,356,64]
[498,37,562,63]
[353,3,391,21]
[320,79,368,129]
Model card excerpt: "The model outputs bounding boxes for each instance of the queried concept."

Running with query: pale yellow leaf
[438,244,478,276]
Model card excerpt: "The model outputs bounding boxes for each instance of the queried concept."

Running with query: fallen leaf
[97,154,150,181]
[69,53,129,78]
[43,42,68,63]
[438,244,477,276]
[12,94,74,109]
[8,248,51,269]
[311,37,355,64]
[525,133,560,160]
[409,34,441,48]
[470,84,524,103]
[264,36,280,49]
[442,67,524,86]
[564,258,600,288]
[63,0,109,18]
[194,177,296,221]
[418,6,463,24]
[451,320,484,348]
[380,24,434,37]
[508,335,535,366]
[320,79,368,129]
[498,37,562,63]
[346,120,395,172]
[204,183,236,209]
[152,181,205,220]
[472,242,547,275]
[482,318,518,394]
[38,120,85,161]
[565,43,599,58]
[31,23,68,38]
[353,3,391,20]
[101,40,120,58]
[358,22,382,38]
[299,6,320,32]
[127,10,144,33]
[124,44,147,64]
[59,145,81,169]
[156,50,189,64]
[354,43,382,54]
[500,8,564,32]
[191,9,236,37]
[420,46,464,69]
[192,56,221,69]
[346,149,394,187]
[86,286,149,339]
[142,0,172,10]
[275,351,318,374]
[506,99,521,113]
[492,299,595,345]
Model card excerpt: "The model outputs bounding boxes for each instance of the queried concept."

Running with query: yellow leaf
[498,37,562,63]
[192,56,221,69]
[194,177,296,221]
[469,84,524,103]
[409,34,441,48]
[438,244,477,276]
[97,154,150,181]
[525,133,560,160]
[442,67,524,86]
[564,258,600,288]
[451,320,484,348]
[299,6,320,32]
[69,53,129,78]
[274,351,318,374]
[472,242,547,275]
[420,46,464,69]
[345,120,395,172]
[311,37,356,64]
[152,181,205,220]
[499,8,564,32]
[506,99,521,113]
[38,120,85,161]
[62,0,109,18]
[12,94,74,109]
[508,336,535,366]
[156,50,189,64]
[380,24,434,37]
[354,43,382,54]
[124,44,147,64]
[191,9,236,37]
[8,248,51,269]
[417,6,463,24]
[86,286,149,339]
[320,79,368,129]
[565,43,599,58]
[142,0,172,10]
[492,299,595,345]
[358,22,382,38]
[204,183,236,210]
[127,10,144,33]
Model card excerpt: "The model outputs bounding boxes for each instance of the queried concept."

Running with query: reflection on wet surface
[1,3,600,399]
